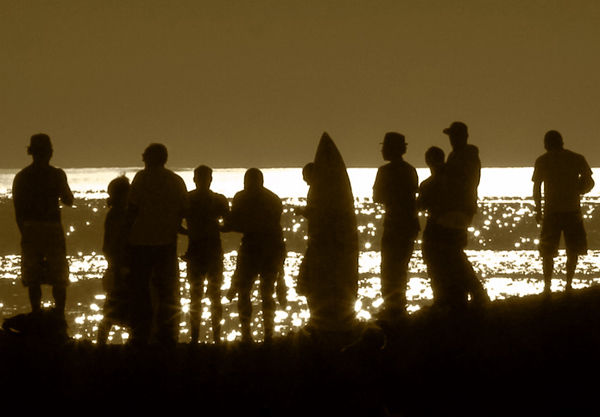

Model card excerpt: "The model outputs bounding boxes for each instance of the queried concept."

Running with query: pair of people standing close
[374,122,489,318]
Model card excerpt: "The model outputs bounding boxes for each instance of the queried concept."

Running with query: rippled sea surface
[1,167,600,343]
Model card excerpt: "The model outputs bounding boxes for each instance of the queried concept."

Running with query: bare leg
[542,256,554,295]
[207,276,223,344]
[189,278,203,343]
[566,253,578,292]
[260,273,277,343]
[52,285,67,315]
[28,284,42,313]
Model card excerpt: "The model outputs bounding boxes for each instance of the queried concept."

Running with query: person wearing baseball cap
[433,122,489,311]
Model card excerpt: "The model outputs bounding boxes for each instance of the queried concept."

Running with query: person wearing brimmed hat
[532,130,594,296]
[12,133,74,318]
[373,132,419,320]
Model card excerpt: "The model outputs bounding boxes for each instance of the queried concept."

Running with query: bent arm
[59,170,74,207]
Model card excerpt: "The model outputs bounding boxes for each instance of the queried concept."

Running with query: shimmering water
[1,167,600,343]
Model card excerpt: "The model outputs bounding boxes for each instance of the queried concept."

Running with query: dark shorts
[185,239,223,284]
[539,211,587,258]
[236,236,285,283]
[20,222,69,287]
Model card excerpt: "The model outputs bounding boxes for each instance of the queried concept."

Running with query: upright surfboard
[303,132,359,333]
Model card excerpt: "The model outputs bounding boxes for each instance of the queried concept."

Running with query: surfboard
[303,132,359,333]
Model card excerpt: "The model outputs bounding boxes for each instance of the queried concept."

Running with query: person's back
[533,130,594,295]
[228,184,283,239]
[126,143,188,346]
[534,148,591,214]
[187,188,229,241]
[128,165,188,246]
[14,165,69,224]
[373,159,419,230]
[443,143,481,218]
[12,134,73,317]
[224,168,284,343]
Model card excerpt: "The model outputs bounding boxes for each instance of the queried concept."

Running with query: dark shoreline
[2,287,600,416]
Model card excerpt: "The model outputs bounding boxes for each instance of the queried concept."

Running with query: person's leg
[187,257,204,343]
[566,253,578,291]
[380,234,413,318]
[189,277,203,343]
[52,285,67,315]
[563,212,587,293]
[259,272,277,342]
[207,273,223,344]
[28,284,42,313]
[237,274,254,343]
[127,245,154,345]
[153,243,181,346]
[542,256,554,294]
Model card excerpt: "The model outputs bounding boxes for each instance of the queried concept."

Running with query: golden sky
[2,0,599,168]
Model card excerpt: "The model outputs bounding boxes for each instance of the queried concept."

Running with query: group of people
[11,123,595,344]
[373,122,594,318]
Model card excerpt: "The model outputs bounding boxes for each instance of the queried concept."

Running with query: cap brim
[442,128,451,135]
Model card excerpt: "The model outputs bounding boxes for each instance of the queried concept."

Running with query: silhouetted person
[532,130,594,295]
[373,132,419,319]
[417,146,454,308]
[437,121,489,309]
[296,162,315,296]
[126,143,189,346]
[183,165,229,344]
[223,168,285,343]
[98,175,131,345]
[12,134,74,318]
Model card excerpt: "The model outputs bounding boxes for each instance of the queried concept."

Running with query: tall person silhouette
[126,143,189,346]
[437,122,489,310]
[13,134,74,318]
[533,130,594,295]
[373,132,419,320]
[223,168,285,344]
[183,165,229,344]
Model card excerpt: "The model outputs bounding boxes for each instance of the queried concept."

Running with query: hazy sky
[2,1,599,168]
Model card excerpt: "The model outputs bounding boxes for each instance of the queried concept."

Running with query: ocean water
[1,166,600,344]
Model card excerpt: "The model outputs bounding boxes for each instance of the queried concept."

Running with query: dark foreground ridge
[2,287,600,416]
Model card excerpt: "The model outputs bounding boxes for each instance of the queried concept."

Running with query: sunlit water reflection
[2,167,600,343]
[2,248,600,344]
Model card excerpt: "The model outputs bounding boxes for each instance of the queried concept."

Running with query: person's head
[302,162,315,186]
[381,132,407,161]
[425,146,445,173]
[244,168,264,191]
[544,130,564,152]
[443,121,469,149]
[142,143,168,167]
[107,175,130,208]
[194,165,213,190]
[28,133,53,163]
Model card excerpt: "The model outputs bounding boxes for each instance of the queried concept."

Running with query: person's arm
[59,169,74,207]
[579,158,595,194]
[372,169,386,204]
[533,179,543,224]
[12,175,24,233]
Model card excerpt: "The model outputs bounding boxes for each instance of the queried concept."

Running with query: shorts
[20,222,70,287]
[185,239,224,283]
[236,236,285,281]
[539,211,587,258]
